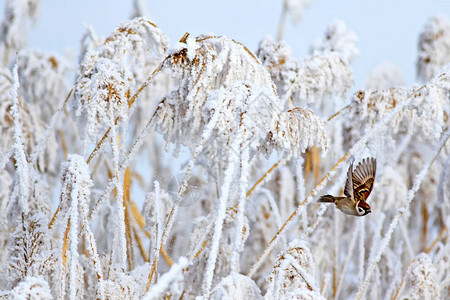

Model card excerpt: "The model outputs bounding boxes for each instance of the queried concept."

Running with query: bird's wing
[344,162,354,200]
[352,158,376,202]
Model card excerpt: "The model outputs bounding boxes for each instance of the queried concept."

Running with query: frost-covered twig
[11,59,30,213]
[202,138,240,295]
[30,89,72,166]
[142,257,188,300]
[231,144,250,272]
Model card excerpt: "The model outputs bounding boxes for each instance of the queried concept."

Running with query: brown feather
[352,158,376,202]
[344,162,354,199]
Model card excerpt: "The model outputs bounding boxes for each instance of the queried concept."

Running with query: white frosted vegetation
[417,15,450,82]
[311,20,360,63]
[73,17,168,145]
[0,0,40,65]
[0,3,449,300]
[258,37,354,108]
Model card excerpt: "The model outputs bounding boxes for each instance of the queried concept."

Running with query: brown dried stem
[123,167,134,270]
[62,218,71,268]
[247,154,349,277]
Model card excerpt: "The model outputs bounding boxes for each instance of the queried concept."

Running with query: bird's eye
[358,207,364,214]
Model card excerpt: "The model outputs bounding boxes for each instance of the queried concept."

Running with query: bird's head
[356,201,371,216]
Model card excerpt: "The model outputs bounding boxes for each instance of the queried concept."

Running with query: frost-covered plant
[311,20,359,63]
[73,17,168,144]
[16,50,71,120]
[257,36,354,110]
[0,0,40,65]
[2,213,52,289]
[365,61,405,90]
[417,15,450,82]
[0,2,449,300]
[266,239,323,299]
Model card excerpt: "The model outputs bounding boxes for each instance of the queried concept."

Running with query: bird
[318,157,376,216]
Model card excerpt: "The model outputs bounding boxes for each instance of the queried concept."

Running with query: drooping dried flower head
[157,35,327,169]
[417,15,450,82]
[73,17,169,142]
[266,239,323,299]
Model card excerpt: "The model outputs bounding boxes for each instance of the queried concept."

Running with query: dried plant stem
[48,205,61,230]
[191,158,288,273]
[30,89,72,165]
[146,91,230,292]
[80,206,105,298]
[356,128,450,300]
[123,167,134,270]
[246,158,284,198]
[145,156,194,289]
[332,209,339,298]
[86,58,166,165]
[129,198,173,266]
[421,201,429,251]
[81,100,174,268]
[11,60,30,213]
[202,146,238,294]
[327,104,350,122]
[334,223,359,299]
[248,84,429,278]
[424,225,447,254]
[392,258,416,300]
[112,129,128,271]
[133,226,149,262]
[231,137,250,272]
[88,104,161,221]
[62,218,71,268]
[58,129,68,160]
[247,153,349,277]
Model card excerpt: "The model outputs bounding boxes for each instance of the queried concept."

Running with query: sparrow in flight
[318,157,376,216]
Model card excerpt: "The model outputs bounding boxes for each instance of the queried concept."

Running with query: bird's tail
[318,195,336,203]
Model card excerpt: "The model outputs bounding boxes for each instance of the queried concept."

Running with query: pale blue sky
[3,0,450,87]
